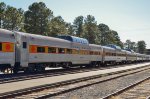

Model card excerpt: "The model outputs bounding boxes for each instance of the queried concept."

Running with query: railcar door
[102,49,105,62]
[20,35,29,67]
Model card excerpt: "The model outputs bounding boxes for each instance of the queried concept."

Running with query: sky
[1,0,150,48]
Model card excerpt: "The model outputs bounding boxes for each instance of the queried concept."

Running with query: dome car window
[66,49,72,54]
[58,48,65,53]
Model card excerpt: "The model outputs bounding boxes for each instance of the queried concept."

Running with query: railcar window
[96,52,98,55]
[106,52,109,56]
[87,51,89,55]
[48,47,56,53]
[23,42,27,48]
[66,49,72,54]
[84,51,86,55]
[37,47,45,53]
[58,48,65,53]
[73,49,78,54]
[90,51,93,55]
[99,52,101,55]
[80,50,83,54]
[109,53,111,56]
[0,43,2,51]
[110,53,112,56]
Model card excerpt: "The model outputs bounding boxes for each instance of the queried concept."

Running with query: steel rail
[0,64,150,98]
[0,63,139,84]
[101,76,150,99]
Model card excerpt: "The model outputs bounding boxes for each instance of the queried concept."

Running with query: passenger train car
[0,28,150,73]
[0,29,15,72]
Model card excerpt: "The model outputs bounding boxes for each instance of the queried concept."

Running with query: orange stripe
[29,45,37,53]
[29,45,48,53]
[1,42,14,52]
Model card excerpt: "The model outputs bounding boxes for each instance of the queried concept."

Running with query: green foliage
[111,30,123,48]
[124,40,147,53]
[124,40,137,51]
[98,23,110,45]
[0,2,6,28]
[137,40,146,54]
[0,2,24,30]
[48,16,68,37]
[24,2,53,35]
[66,23,75,36]
[73,16,84,37]
[83,15,98,44]
[97,24,123,47]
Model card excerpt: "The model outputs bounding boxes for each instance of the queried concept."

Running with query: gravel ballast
[114,78,150,99]
[49,68,150,99]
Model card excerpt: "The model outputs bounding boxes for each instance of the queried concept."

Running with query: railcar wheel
[1,68,11,74]
[25,64,36,73]
[101,62,106,67]
[13,63,20,74]
[35,64,45,72]
[13,67,18,74]
[62,66,69,69]
[62,63,71,69]
[97,62,101,67]
[91,62,97,67]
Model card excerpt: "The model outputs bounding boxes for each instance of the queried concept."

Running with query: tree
[97,24,123,47]
[0,2,6,28]
[83,15,98,44]
[110,30,123,48]
[24,2,53,35]
[66,23,75,36]
[3,6,24,31]
[48,16,68,37]
[73,16,84,37]
[124,40,137,51]
[124,40,131,49]
[98,23,110,45]
[137,40,146,54]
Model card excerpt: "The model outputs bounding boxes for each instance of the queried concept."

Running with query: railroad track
[102,76,150,99]
[104,75,150,99]
[0,67,107,84]
[0,63,139,84]
[0,63,150,99]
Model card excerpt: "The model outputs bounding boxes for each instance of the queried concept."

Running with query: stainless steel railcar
[0,29,15,72]
[89,44,103,66]
[13,32,104,72]
[14,31,73,72]
[0,28,150,73]
[102,46,116,65]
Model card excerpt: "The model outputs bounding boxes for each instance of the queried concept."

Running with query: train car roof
[89,44,102,50]
[121,49,127,52]
[14,31,71,43]
[102,46,116,50]
[0,29,15,41]
[106,44,121,50]
[0,28,14,35]
[89,44,102,47]
[57,35,89,45]
[135,53,143,55]
[124,49,135,53]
